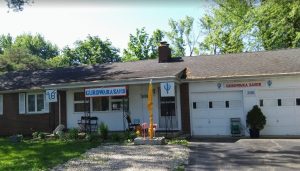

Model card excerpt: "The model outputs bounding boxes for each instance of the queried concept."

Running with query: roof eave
[182,72,300,82]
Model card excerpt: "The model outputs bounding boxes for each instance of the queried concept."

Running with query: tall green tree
[0,47,48,72]
[123,28,164,61]
[200,0,300,54]
[13,33,59,60]
[253,0,300,50]
[62,35,120,65]
[166,16,200,57]
[0,34,13,54]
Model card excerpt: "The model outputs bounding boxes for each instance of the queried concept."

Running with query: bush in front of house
[32,132,40,139]
[246,105,266,138]
[66,128,79,140]
[85,133,101,142]
[98,122,108,140]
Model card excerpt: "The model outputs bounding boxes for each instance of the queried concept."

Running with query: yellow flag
[147,79,154,139]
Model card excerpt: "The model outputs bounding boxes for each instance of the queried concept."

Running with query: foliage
[123,28,164,61]
[123,131,136,141]
[246,105,266,130]
[111,133,122,142]
[46,55,70,68]
[38,132,46,140]
[66,128,79,140]
[167,139,189,146]
[55,130,65,140]
[32,131,39,139]
[0,47,48,73]
[0,34,13,54]
[85,133,101,142]
[13,33,59,59]
[0,138,101,170]
[135,130,141,137]
[200,0,300,54]
[62,35,120,65]
[5,0,33,12]
[165,16,200,56]
[98,122,109,140]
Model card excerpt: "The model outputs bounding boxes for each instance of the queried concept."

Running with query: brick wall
[180,83,191,133]
[0,91,66,136]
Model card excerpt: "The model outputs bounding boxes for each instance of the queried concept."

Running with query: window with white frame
[73,92,128,113]
[27,93,45,113]
[92,97,109,111]
[110,96,128,111]
[74,92,90,112]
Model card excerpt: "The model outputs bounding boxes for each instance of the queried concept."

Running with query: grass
[167,139,189,146]
[0,138,101,171]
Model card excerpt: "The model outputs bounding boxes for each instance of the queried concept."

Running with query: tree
[165,16,200,57]
[0,34,13,54]
[0,47,48,73]
[253,0,300,50]
[123,28,164,61]
[199,0,251,54]
[5,0,33,12]
[46,55,70,68]
[13,33,59,60]
[62,35,120,65]
[200,0,300,54]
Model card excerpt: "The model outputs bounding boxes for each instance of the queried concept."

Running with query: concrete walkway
[186,139,300,171]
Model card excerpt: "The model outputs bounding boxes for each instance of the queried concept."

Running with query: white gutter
[41,76,181,90]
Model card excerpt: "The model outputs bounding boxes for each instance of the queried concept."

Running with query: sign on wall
[224,81,264,88]
[160,82,175,97]
[85,86,127,97]
[45,89,57,102]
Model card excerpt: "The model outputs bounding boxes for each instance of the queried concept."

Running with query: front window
[92,97,109,111]
[110,96,128,111]
[27,93,45,113]
[74,92,90,112]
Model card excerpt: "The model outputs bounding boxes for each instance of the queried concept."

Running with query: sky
[0,0,213,53]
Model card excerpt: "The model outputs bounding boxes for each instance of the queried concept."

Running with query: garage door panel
[191,91,243,136]
[258,89,300,135]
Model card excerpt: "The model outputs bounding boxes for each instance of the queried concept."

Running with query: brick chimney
[158,41,171,63]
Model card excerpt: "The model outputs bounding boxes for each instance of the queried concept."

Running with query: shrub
[85,133,100,142]
[67,128,79,140]
[111,133,121,142]
[246,105,266,130]
[38,132,46,140]
[32,132,39,139]
[98,122,108,140]
[124,131,136,140]
[168,139,188,146]
[55,130,65,140]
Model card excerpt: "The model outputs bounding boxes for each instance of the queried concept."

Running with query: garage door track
[186,139,300,171]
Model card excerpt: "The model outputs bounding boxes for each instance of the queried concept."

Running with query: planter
[249,129,260,138]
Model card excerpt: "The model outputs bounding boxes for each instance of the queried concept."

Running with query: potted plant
[246,105,266,138]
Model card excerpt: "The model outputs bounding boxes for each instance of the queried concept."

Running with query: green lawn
[0,138,101,171]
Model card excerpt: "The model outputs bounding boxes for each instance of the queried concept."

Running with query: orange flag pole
[147,79,154,139]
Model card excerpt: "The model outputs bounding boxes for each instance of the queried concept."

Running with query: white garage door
[257,89,300,135]
[191,91,243,136]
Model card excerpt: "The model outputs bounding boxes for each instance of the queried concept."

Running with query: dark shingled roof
[0,59,185,91]
[1,48,300,91]
[183,48,300,79]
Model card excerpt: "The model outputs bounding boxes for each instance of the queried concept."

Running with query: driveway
[186,139,300,171]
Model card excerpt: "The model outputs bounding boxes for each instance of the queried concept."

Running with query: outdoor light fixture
[267,80,272,87]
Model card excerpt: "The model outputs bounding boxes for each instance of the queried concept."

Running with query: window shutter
[0,95,3,115]
[19,93,26,114]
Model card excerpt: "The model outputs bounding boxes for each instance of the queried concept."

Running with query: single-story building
[1,42,300,136]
